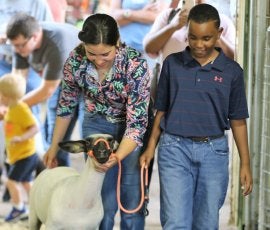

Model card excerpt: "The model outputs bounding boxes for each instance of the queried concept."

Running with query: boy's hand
[10,136,23,144]
[0,104,7,120]
[43,148,58,168]
[140,149,155,169]
[240,164,253,196]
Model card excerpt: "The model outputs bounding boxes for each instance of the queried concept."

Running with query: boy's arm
[140,111,164,168]
[0,104,7,120]
[10,123,39,143]
[230,119,253,196]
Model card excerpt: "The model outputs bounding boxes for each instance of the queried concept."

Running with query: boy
[140,3,252,229]
[0,73,39,222]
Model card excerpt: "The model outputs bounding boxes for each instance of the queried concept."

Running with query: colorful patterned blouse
[57,44,151,145]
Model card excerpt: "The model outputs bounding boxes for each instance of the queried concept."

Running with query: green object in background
[76,19,84,30]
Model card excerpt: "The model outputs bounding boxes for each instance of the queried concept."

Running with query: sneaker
[5,206,28,222]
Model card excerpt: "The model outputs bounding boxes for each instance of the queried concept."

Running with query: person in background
[140,4,252,229]
[0,73,39,222]
[0,0,53,202]
[0,0,53,119]
[6,13,83,167]
[143,0,236,62]
[46,0,68,22]
[110,0,170,70]
[43,13,150,230]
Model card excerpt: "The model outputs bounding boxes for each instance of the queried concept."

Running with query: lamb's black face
[92,140,112,164]
[58,134,118,164]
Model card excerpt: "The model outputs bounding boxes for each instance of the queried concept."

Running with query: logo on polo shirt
[214,76,223,83]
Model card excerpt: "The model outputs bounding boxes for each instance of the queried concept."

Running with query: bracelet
[123,9,131,18]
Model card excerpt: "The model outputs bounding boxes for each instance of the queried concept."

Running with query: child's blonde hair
[0,73,26,100]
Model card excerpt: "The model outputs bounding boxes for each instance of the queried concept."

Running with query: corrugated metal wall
[236,0,270,229]
[258,23,270,229]
[226,0,270,229]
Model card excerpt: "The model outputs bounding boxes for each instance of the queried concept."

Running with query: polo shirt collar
[183,47,228,72]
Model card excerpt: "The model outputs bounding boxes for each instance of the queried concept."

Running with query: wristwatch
[123,9,131,18]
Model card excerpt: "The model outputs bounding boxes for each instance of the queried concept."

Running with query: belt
[187,134,224,143]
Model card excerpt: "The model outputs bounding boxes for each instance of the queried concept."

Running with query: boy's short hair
[0,73,26,100]
[188,3,220,28]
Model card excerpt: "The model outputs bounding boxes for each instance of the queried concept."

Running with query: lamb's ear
[58,140,87,153]
[110,140,119,152]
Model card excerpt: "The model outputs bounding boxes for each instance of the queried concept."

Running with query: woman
[43,13,151,229]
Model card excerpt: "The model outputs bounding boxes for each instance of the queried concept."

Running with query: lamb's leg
[29,213,42,230]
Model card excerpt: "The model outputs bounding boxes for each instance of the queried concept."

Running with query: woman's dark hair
[188,4,220,29]
[78,13,120,46]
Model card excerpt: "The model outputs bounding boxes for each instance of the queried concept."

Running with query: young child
[0,73,39,222]
[140,3,252,229]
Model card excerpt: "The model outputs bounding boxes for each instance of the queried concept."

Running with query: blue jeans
[82,113,145,230]
[45,87,84,166]
[158,132,229,230]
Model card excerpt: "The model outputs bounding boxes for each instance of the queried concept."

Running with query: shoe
[5,206,28,222]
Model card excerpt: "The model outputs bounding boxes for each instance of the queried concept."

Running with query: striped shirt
[155,47,249,137]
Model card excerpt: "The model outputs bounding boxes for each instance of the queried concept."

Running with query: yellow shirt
[4,101,36,164]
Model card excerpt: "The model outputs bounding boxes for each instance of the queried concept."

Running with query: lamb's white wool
[29,134,116,230]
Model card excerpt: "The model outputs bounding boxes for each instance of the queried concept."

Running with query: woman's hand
[43,147,58,169]
[92,156,118,173]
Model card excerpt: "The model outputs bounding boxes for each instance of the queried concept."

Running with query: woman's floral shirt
[57,44,151,145]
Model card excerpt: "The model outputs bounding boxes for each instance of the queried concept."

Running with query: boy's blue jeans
[158,132,229,230]
[82,113,145,230]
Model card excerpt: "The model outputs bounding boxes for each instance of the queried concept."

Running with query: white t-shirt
[143,7,236,62]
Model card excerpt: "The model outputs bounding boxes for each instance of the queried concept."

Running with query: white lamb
[29,134,118,230]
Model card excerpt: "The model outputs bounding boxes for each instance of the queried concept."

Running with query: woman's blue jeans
[82,114,145,230]
[158,132,229,230]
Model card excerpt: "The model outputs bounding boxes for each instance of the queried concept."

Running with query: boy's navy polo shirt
[155,47,249,137]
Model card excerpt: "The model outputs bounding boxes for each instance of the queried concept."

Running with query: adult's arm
[43,116,71,168]
[13,66,61,106]
[143,8,188,56]
[110,0,167,26]
[230,119,253,196]
[217,14,236,59]
[22,79,61,107]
